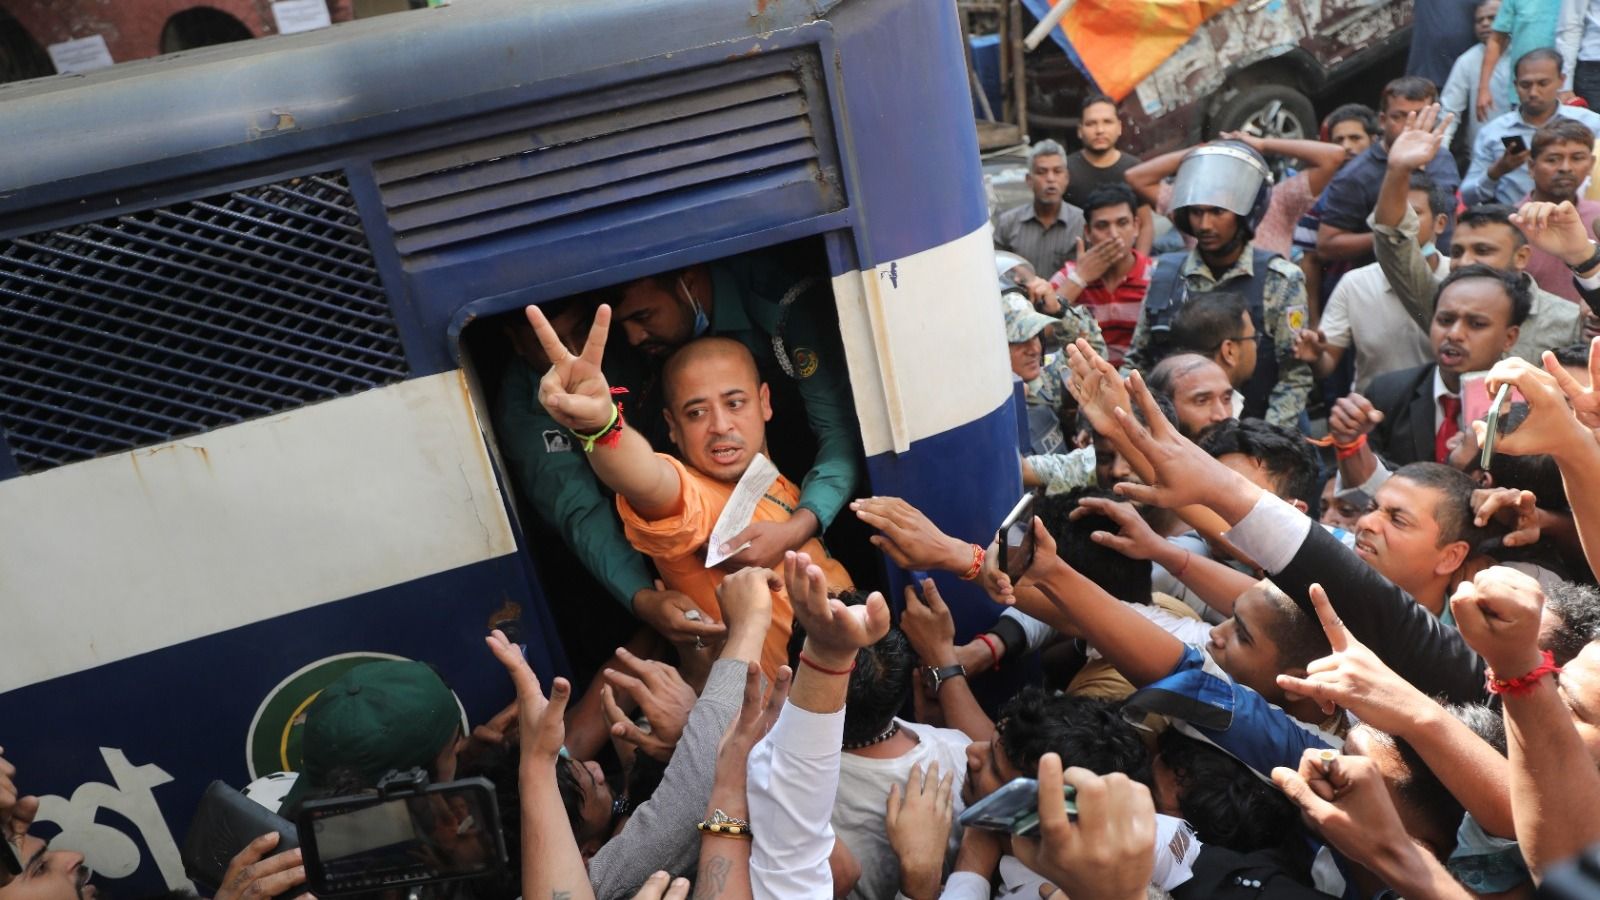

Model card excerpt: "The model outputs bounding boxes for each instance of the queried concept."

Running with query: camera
[297,769,507,896]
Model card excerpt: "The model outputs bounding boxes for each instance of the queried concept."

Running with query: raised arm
[1477,31,1508,123]
[1452,567,1600,873]
[1373,106,1454,331]
[484,630,594,900]
[1015,517,1187,688]
[1277,586,1513,837]
[526,304,681,517]
[1123,147,1188,209]
[1222,131,1349,197]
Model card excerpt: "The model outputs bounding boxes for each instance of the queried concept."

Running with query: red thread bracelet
[799,653,856,676]
[959,544,985,581]
[1173,550,1192,580]
[1485,650,1561,697]
[977,633,1001,670]
[1335,434,1367,461]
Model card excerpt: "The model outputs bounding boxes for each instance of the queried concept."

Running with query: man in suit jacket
[1341,265,1530,467]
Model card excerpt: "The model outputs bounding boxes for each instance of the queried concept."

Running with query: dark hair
[1361,726,1466,852]
[1545,581,1600,665]
[1198,418,1319,506]
[1082,183,1140,221]
[1326,103,1380,136]
[1516,46,1565,78]
[789,589,916,745]
[1081,92,1117,116]
[1035,489,1153,605]
[1446,702,1508,755]
[1156,729,1303,855]
[1253,581,1332,670]
[1554,342,1593,368]
[1532,118,1596,156]
[1381,76,1439,110]
[996,689,1151,786]
[842,612,916,744]
[1456,204,1529,250]
[1392,462,1489,549]
[1436,262,1532,327]
[1408,172,1454,221]
[555,757,588,837]
[1170,291,1252,357]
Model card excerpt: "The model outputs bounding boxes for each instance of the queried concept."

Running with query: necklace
[843,721,900,751]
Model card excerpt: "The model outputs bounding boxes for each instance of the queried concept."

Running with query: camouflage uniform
[1001,296,1106,409]
[1122,249,1313,428]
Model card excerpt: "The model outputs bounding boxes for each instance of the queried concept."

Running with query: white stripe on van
[0,371,516,692]
[833,223,1012,456]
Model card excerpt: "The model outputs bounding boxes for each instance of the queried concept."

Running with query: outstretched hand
[1064,339,1132,437]
[1450,565,1548,680]
[1474,357,1596,461]
[1274,585,1426,732]
[1543,338,1600,430]
[1106,371,1226,511]
[526,303,616,434]
[1512,201,1597,268]
[1385,104,1452,172]
[485,628,570,763]
[785,551,890,666]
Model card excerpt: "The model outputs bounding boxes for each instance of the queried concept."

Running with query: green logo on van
[245,652,408,779]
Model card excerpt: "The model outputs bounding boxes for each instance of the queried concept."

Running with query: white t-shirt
[833,720,972,900]
[1319,256,1441,393]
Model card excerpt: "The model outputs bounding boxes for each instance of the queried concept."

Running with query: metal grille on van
[0,172,408,474]
[373,48,845,265]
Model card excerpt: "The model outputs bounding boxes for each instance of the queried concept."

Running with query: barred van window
[0,171,408,474]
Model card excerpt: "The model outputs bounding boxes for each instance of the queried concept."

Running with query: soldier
[1122,142,1314,429]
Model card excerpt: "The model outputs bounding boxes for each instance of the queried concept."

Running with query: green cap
[284,660,462,811]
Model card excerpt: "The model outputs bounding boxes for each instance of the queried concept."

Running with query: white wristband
[1066,270,1088,290]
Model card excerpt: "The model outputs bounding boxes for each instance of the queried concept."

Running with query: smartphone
[297,773,505,896]
[1480,384,1512,470]
[1501,134,1528,155]
[958,777,1077,836]
[181,781,302,895]
[995,491,1039,582]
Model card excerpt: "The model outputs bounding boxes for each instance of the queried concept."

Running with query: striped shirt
[993,201,1085,278]
[1049,249,1152,368]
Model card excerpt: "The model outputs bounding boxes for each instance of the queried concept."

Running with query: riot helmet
[1169,141,1273,241]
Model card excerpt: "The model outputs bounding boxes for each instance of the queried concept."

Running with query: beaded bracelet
[696,809,752,839]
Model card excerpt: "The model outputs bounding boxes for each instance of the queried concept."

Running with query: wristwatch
[922,664,967,694]
[1567,241,1600,275]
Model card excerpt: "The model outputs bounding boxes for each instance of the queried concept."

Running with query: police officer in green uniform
[610,253,862,568]
[495,296,726,648]
[1121,142,1313,429]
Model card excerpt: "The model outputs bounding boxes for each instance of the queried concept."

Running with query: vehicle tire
[1210,84,1317,143]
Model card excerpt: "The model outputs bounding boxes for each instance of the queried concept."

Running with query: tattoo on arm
[693,855,731,899]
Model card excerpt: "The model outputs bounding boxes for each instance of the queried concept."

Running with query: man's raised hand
[526,303,616,433]
[485,628,570,763]
[1513,201,1598,267]
[1386,105,1452,172]
[1274,585,1427,730]
[1064,339,1131,437]
[1107,371,1224,511]
[784,550,889,667]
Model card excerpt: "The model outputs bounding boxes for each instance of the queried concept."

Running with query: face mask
[1419,241,1438,258]
[679,276,710,337]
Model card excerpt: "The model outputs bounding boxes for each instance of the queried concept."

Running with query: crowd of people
[14,2,1600,899]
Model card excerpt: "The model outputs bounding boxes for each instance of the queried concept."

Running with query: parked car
[1025,0,1414,155]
